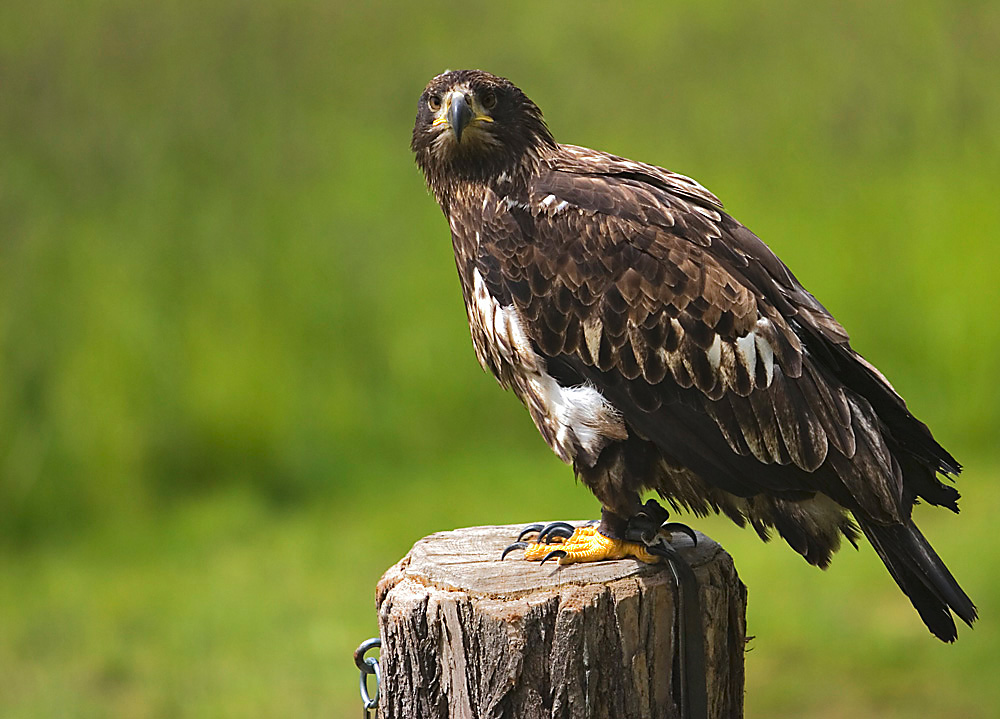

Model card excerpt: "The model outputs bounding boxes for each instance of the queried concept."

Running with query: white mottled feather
[469,269,626,464]
[754,319,776,387]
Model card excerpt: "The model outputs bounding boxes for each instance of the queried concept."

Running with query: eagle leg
[502,520,660,565]
[500,501,696,566]
[624,499,698,548]
[526,523,660,564]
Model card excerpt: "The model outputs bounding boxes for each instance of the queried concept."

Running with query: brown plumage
[411,69,975,641]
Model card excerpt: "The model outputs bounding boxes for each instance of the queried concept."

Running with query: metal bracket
[354,637,382,719]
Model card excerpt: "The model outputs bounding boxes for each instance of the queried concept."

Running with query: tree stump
[375,523,746,719]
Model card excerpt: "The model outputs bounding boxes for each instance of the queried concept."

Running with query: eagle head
[412,70,555,196]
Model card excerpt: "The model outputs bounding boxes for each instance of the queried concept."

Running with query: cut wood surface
[375,523,746,719]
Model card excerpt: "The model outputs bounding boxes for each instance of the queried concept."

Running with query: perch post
[375,523,746,719]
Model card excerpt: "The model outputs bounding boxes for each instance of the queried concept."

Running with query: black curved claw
[516,523,545,542]
[660,521,698,546]
[540,549,567,565]
[501,541,529,560]
[539,521,576,543]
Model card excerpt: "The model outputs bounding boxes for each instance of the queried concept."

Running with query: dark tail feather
[860,519,977,642]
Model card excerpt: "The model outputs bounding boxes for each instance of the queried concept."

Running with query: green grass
[1,0,998,715]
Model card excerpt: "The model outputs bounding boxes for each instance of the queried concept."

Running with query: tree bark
[375,523,746,719]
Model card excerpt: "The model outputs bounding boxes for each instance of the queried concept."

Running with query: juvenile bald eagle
[411,69,975,641]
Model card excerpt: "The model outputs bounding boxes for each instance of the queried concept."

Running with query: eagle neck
[437,147,540,216]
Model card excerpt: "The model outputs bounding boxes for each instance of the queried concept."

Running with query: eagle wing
[474,144,957,525]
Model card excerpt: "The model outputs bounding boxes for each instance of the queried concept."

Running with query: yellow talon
[523,526,660,565]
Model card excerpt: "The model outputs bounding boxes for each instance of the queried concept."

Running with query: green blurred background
[1,0,997,716]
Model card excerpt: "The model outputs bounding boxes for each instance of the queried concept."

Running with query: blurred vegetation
[1,0,997,716]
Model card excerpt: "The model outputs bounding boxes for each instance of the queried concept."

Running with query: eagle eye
[481,91,497,110]
[428,94,442,112]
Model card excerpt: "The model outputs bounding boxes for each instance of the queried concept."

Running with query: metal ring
[354,637,381,673]
[360,656,381,708]
[355,637,382,710]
